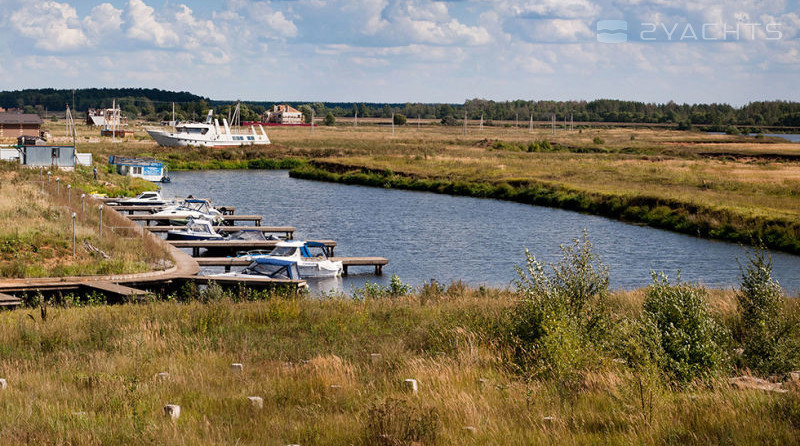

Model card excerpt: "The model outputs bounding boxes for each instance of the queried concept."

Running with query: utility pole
[529,114,533,133]
[463,110,467,135]
[391,112,395,137]
[480,113,484,131]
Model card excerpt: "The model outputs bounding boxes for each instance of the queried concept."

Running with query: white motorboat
[145,106,270,148]
[241,240,343,278]
[166,218,224,241]
[213,257,307,289]
[151,199,223,225]
[107,191,170,206]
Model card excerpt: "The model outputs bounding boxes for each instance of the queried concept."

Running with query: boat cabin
[243,258,303,281]
[109,155,170,183]
[270,241,333,258]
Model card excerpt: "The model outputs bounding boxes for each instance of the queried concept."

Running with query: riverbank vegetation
[1,238,798,444]
[0,164,171,278]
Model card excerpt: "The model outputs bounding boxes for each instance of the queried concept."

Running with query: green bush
[393,113,407,126]
[592,136,605,145]
[324,112,335,126]
[736,251,800,374]
[643,273,729,384]
[511,232,611,393]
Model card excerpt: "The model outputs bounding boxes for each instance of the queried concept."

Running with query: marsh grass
[0,286,797,444]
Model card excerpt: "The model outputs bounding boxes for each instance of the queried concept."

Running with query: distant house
[86,108,128,127]
[109,155,170,183]
[264,105,303,125]
[0,113,43,139]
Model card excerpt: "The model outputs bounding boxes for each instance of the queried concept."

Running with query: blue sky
[0,0,798,104]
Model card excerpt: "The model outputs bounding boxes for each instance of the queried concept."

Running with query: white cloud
[125,0,179,48]
[83,3,123,38]
[9,1,88,51]
[496,0,601,19]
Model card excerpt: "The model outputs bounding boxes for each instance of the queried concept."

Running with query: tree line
[2,88,799,128]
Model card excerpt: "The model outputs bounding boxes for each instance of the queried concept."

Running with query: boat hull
[146,129,270,148]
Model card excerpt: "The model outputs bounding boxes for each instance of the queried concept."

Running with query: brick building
[0,113,43,139]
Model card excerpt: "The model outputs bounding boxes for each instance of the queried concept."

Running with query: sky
[0,0,798,105]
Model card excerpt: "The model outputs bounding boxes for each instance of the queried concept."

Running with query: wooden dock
[175,275,306,290]
[146,225,295,239]
[110,205,237,215]
[195,256,388,275]
[168,239,336,257]
[128,214,262,226]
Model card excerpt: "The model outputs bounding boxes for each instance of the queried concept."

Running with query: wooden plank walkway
[84,281,152,299]
[175,275,306,290]
[146,225,294,238]
[128,214,262,226]
[110,205,237,215]
[168,239,337,257]
[0,292,22,308]
[195,256,388,275]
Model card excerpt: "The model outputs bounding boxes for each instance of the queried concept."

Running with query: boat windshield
[139,192,158,200]
[187,222,210,233]
[270,246,298,257]
[245,263,295,279]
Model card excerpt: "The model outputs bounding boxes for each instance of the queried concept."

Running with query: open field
[0,281,798,444]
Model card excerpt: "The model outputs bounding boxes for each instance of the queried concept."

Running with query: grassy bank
[0,164,171,277]
[0,274,798,444]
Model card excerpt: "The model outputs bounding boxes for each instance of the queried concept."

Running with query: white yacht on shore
[146,106,270,148]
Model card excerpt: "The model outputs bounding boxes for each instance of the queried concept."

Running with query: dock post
[376,265,383,275]
[98,205,103,239]
[81,194,85,219]
[67,184,71,206]
[343,265,348,276]
[72,212,76,256]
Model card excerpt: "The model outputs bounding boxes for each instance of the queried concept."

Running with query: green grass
[0,286,797,444]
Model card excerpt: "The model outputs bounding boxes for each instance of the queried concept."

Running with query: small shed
[109,155,170,182]
[21,145,75,169]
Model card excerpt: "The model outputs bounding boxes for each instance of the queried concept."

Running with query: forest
[2,88,799,128]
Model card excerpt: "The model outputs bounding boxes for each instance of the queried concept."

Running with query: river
[160,170,800,295]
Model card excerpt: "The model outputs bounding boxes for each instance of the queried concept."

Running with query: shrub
[592,136,605,145]
[643,273,728,384]
[511,232,611,393]
[393,113,407,126]
[324,112,335,126]
[736,251,800,374]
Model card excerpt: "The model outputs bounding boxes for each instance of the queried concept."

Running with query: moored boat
[145,106,270,148]
[240,240,343,278]
[166,218,224,241]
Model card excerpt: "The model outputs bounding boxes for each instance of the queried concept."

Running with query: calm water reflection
[161,170,800,295]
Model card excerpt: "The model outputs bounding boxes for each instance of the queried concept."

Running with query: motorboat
[241,240,343,278]
[151,198,223,225]
[107,191,170,206]
[145,106,270,148]
[213,257,307,288]
[166,218,224,241]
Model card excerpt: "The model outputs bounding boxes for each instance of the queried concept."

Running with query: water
[160,170,800,295]
[707,132,800,142]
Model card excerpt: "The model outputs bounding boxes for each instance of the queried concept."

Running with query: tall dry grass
[0,288,796,444]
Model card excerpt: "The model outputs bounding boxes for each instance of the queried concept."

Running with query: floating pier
[128,214,262,226]
[196,256,388,275]
[168,239,336,257]
[110,205,237,215]
[145,225,295,239]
